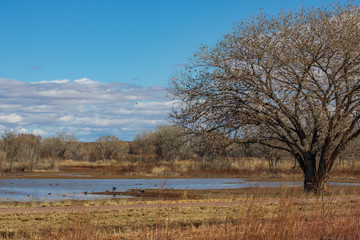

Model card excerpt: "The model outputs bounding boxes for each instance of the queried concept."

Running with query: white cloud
[0,78,172,141]
[0,114,23,124]
[31,79,70,84]
[32,129,47,136]
[74,78,99,85]
[17,127,28,133]
[58,116,73,122]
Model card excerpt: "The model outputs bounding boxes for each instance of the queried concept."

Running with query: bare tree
[132,130,156,161]
[152,125,187,161]
[42,132,78,169]
[17,134,42,171]
[169,2,360,193]
[132,126,191,161]
[0,151,5,177]
[1,132,19,172]
[95,135,124,161]
[190,131,232,162]
[66,140,83,161]
[2,133,41,172]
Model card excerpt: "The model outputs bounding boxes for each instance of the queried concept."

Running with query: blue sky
[0,0,352,141]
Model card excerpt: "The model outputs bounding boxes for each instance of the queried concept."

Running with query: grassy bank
[0,186,359,239]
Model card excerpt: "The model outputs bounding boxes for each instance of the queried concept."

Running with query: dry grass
[0,186,359,239]
[5,157,360,183]
[53,158,300,178]
[50,157,359,182]
[1,157,359,239]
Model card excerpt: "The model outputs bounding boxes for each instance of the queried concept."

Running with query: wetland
[1,177,360,202]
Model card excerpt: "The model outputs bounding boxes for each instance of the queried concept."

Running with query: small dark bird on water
[112,187,117,191]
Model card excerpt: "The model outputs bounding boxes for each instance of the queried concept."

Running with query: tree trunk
[0,152,4,178]
[9,158,14,172]
[50,157,59,170]
[313,174,329,194]
[302,152,329,193]
[303,152,316,192]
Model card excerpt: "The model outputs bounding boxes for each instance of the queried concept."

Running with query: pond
[0,178,359,202]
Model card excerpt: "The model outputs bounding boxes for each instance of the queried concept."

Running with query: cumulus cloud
[0,78,172,141]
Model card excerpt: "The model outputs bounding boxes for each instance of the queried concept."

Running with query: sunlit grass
[0,186,359,239]
[1,156,360,239]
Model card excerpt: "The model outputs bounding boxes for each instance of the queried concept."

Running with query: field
[1,158,360,239]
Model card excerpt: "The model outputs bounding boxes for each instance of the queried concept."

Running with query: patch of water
[0,178,358,202]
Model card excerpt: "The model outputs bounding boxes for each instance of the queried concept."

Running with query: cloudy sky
[0,0,344,141]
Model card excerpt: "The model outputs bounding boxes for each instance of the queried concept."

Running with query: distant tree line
[0,125,359,173]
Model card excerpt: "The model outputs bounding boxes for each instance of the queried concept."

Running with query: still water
[0,178,358,202]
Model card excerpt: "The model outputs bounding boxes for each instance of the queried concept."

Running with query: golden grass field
[0,158,360,239]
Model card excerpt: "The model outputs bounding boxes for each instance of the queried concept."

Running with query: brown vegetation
[0,186,359,239]
[1,127,360,182]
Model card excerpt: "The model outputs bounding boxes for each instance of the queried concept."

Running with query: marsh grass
[58,157,359,180]
[126,190,360,240]
[54,158,301,179]
[0,185,359,239]
[6,156,359,183]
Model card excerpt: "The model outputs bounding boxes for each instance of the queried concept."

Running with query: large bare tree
[169,2,360,193]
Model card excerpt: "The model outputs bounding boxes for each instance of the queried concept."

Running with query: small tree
[2,133,41,172]
[95,135,124,161]
[190,131,232,162]
[132,126,191,161]
[66,140,83,161]
[42,132,78,169]
[132,131,157,161]
[170,2,360,193]
[17,134,42,171]
[153,125,187,161]
[1,132,19,172]
[0,151,5,177]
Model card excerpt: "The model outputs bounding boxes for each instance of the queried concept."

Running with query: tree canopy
[169,2,360,193]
